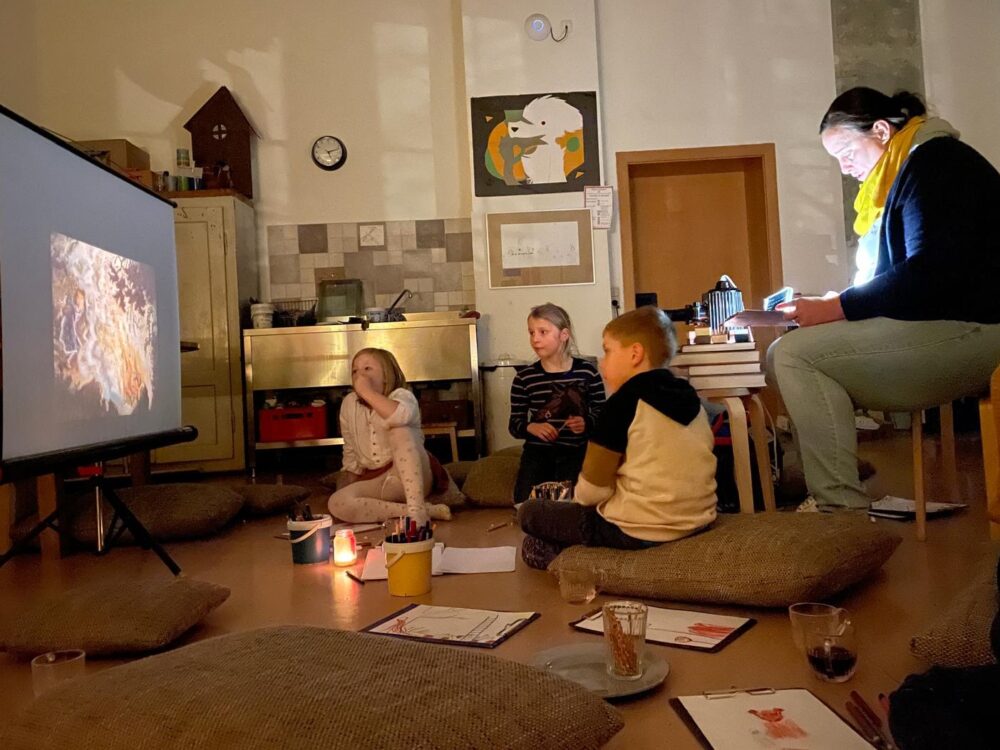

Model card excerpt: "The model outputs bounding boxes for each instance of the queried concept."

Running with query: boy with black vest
[519,306,718,569]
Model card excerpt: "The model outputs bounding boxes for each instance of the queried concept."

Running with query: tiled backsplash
[266,218,475,312]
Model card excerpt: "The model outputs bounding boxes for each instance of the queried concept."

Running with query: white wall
[921,0,1000,170]
[596,0,849,298]
[0,0,471,230]
[462,0,613,362]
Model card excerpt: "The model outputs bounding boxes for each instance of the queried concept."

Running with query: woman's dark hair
[819,87,926,134]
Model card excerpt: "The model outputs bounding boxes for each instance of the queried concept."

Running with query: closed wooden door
[618,144,782,313]
[152,206,234,463]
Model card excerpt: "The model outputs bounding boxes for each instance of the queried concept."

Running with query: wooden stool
[981,366,1000,540]
[700,388,777,514]
[912,364,1000,541]
[422,422,459,463]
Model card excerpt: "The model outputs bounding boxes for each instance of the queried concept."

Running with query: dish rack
[271,297,318,327]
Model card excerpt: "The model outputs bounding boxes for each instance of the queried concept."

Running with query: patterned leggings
[327,426,450,524]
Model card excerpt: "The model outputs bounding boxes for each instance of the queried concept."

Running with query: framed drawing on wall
[486,209,594,288]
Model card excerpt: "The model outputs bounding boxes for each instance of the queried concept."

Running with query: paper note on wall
[500,221,579,269]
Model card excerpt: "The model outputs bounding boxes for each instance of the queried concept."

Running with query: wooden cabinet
[152,191,257,471]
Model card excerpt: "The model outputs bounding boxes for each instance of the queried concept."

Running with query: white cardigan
[339,388,424,474]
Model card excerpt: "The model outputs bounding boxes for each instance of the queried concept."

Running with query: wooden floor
[1,432,997,748]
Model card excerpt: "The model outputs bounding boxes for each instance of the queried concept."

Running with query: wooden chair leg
[722,396,754,514]
[448,427,459,464]
[912,411,926,541]
[747,395,776,512]
[0,483,12,555]
[980,397,1000,540]
[940,402,959,501]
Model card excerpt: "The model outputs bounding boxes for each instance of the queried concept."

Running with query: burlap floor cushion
[494,445,524,457]
[444,459,475,489]
[70,483,244,545]
[0,577,229,658]
[462,454,520,507]
[911,560,999,668]
[234,483,310,516]
[551,513,901,608]
[1,626,624,749]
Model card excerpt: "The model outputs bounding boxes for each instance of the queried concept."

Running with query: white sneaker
[795,497,820,513]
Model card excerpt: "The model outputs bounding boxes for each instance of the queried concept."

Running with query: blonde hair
[352,347,407,396]
[528,303,576,356]
[603,306,676,368]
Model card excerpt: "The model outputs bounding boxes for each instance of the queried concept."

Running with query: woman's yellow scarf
[853,116,926,236]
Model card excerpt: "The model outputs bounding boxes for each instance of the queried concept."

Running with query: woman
[768,87,1000,510]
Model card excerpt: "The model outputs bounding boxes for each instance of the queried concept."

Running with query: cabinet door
[153,206,235,463]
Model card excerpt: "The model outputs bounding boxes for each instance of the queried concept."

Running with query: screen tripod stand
[0,470,181,575]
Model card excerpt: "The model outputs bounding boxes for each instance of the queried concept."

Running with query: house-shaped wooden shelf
[184,86,257,199]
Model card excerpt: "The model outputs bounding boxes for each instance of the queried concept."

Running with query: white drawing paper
[677,689,870,749]
[576,605,750,650]
[500,221,579,269]
[360,544,516,581]
[367,605,536,646]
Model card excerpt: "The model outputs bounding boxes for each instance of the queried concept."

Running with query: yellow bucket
[383,538,434,597]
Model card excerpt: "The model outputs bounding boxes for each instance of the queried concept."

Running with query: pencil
[487,520,513,532]
[345,570,365,585]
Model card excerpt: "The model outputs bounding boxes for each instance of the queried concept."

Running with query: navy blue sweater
[840,137,1000,324]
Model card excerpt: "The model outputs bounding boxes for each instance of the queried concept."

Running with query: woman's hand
[527,422,559,442]
[564,415,586,434]
[779,293,846,327]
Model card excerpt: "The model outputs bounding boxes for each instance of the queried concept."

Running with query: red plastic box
[258,405,328,442]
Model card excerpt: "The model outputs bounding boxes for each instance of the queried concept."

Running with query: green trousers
[767,318,1000,508]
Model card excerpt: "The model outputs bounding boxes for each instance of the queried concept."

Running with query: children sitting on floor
[518,306,718,569]
[328,347,454,525]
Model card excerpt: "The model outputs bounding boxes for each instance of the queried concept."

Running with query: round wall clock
[311,135,347,171]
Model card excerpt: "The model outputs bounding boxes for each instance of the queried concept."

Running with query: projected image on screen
[51,232,157,416]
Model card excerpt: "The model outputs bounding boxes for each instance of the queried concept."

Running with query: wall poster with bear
[470,91,600,197]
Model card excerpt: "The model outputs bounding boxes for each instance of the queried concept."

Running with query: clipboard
[571,605,755,653]
[361,603,539,649]
[670,687,874,749]
[724,309,797,328]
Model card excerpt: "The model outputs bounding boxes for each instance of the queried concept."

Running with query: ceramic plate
[530,642,669,699]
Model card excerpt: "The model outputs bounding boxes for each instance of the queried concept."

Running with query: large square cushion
[70,483,244,544]
[1,626,624,750]
[462,454,521,507]
[233,483,311,517]
[910,558,999,668]
[0,577,230,658]
[551,513,901,608]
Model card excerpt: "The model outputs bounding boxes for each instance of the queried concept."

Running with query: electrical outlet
[776,415,790,433]
[610,286,621,300]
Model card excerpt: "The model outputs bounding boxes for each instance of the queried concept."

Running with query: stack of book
[671,340,765,390]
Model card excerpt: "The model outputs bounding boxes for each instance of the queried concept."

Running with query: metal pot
[365,307,388,323]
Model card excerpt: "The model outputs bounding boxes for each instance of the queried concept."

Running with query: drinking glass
[554,567,603,605]
[602,601,647,680]
[31,649,86,697]
[804,623,858,682]
[788,602,848,652]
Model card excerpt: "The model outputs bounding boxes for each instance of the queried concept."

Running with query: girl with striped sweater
[509,303,606,503]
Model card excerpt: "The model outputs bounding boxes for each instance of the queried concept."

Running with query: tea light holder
[333,528,357,566]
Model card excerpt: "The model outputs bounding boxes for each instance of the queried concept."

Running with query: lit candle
[333,529,357,566]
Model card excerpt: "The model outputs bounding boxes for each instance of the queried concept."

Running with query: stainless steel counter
[243,317,481,467]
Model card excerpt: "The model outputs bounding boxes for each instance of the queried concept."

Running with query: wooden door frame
[616,143,783,311]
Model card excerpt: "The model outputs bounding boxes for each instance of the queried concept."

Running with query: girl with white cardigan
[327,348,453,524]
